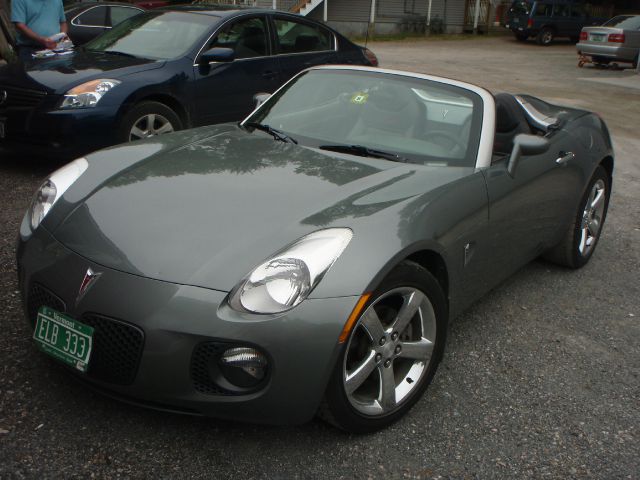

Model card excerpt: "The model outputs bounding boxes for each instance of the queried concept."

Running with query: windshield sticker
[351,93,369,105]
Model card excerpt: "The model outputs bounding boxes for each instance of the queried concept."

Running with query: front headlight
[29,158,88,230]
[228,228,353,314]
[60,79,121,109]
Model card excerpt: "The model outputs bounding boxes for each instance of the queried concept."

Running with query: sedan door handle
[556,151,575,165]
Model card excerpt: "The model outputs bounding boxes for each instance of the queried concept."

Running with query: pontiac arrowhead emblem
[77,267,102,304]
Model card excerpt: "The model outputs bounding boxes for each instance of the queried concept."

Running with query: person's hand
[42,38,57,50]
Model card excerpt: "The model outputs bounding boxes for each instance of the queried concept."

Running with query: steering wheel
[423,130,466,155]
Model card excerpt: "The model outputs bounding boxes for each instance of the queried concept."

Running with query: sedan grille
[0,85,47,109]
[27,284,145,386]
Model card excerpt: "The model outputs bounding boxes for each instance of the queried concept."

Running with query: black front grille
[27,283,66,327]
[191,343,233,396]
[81,314,145,386]
[0,85,47,109]
[26,284,145,386]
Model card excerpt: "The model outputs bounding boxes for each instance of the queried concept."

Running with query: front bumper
[0,105,120,160]
[576,42,638,62]
[17,226,358,425]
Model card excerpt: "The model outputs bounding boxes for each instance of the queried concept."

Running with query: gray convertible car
[17,66,613,432]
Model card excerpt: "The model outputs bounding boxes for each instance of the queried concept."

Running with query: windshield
[245,70,483,167]
[85,11,219,60]
[603,15,640,29]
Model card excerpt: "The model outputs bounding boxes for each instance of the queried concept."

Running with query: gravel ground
[1,36,639,479]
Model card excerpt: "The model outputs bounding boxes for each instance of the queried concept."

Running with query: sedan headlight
[229,228,353,314]
[60,79,121,109]
[29,158,88,230]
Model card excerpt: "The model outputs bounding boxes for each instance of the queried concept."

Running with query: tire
[515,32,528,42]
[544,165,610,269]
[536,27,554,46]
[320,261,448,433]
[117,101,182,144]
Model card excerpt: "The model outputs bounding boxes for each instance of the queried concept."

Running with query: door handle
[556,151,575,165]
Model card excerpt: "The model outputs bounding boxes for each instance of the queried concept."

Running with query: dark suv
[505,0,607,45]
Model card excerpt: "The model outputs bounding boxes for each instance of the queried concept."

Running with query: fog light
[219,347,268,388]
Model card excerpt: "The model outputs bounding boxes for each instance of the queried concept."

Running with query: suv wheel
[536,27,554,46]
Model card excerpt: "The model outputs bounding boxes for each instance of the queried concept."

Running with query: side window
[74,6,108,27]
[274,18,332,54]
[570,4,586,17]
[553,4,570,17]
[110,7,142,27]
[209,17,268,59]
[533,2,553,17]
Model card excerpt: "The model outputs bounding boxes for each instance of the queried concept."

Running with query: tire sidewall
[324,261,448,433]
[117,101,182,144]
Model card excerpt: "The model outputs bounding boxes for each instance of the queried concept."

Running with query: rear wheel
[118,101,182,143]
[320,261,447,433]
[544,165,610,268]
[536,27,555,46]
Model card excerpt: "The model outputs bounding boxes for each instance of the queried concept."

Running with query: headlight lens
[60,79,121,109]
[229,228,353,314]
[29,158,88,230]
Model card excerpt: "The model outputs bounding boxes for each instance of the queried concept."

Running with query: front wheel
[544,165,610,268]
[117,101,182,144]
[320,261,447,433]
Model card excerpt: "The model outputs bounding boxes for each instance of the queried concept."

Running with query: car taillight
[363,47,379,67]
[608,33,625,43]
[579,31,587,41]
[527,18,533,28]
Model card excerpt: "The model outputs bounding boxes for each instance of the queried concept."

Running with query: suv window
[210,17,268,59]
[553,4,570,17]
[510,1,532,14]
[570,4,586,17]
[274,18,332,54]
[533,2,553,17]
[74,6,108,27]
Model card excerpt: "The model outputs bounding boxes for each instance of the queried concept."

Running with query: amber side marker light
[338,293,372,343]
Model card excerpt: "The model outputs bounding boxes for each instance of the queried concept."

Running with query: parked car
[0,6,377,160]
[505,0,607,45]
[17,65,613,432]
[577,14,640,67]
[65,2,145,45]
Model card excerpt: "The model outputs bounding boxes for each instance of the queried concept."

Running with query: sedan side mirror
[199,47,235,64]
[253,92,271,108]
[507,133,550,177]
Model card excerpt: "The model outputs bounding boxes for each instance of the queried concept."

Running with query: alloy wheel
[129,113,174,141]
[579,178,606,257]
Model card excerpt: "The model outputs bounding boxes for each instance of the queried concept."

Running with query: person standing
[11,0,67,61]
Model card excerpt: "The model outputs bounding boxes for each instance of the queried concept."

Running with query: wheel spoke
[379,364,396,411]
[145,114,156,131]
[155,122,174,135]
[579,227,588,254]
[345,351,377,395]
[360,308,385,341]
[591,187,604,210]
[130,126,146,140]
[588,217,600,236]
[392,290,425,334]
[399,338,433,360]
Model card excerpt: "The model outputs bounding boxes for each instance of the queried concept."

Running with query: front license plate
[33,306,94,372]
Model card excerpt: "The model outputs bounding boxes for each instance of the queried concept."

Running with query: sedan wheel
[118,101,182,144]
[578,177,606,258]
[129,113,174,141]
[321,261,447,433]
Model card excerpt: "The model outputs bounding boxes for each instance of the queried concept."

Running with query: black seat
[493,93,531,154]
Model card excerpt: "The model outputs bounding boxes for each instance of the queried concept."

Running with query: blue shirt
[11,0,65,46]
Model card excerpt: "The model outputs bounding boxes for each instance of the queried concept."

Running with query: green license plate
[33,306,94,373]
[591,34,606,42]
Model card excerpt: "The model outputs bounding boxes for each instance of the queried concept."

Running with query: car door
[69,5,110,45]
[192,14,282,126]
[482,130,584,278]
[271,14,339,84]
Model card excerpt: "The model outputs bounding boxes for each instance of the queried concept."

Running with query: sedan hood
[0,50,161,93]
[52,127,471,292]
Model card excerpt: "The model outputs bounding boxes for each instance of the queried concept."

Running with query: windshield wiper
[319,144,409,163]
[90,49,138,59]
[244,122,298,144]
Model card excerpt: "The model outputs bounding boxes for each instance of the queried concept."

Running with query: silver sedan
[577,15,640,67]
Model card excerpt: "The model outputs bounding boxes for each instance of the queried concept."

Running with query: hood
[51,127,472,292]
[0,50,162,93]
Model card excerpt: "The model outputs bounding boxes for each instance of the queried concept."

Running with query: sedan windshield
[85,11,219,60]
[246,70,483,167]
[603,15,640,29]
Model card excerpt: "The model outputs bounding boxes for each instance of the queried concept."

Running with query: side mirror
[507,133,550,177]
[253,92,271,108]
[199,47,235,64]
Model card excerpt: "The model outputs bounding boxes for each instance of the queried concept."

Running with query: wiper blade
[94,50,138,59]
[244,122,298,144]
[319,144,409,163]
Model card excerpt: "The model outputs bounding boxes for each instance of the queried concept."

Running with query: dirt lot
[1,36,639,479]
